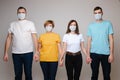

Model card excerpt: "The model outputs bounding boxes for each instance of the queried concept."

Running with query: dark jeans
[40,62,58,80]
[65,52,83,80]
[90,53,111,80]
[12,52,33,80]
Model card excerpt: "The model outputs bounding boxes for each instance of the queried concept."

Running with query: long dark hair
[66,20,79,34]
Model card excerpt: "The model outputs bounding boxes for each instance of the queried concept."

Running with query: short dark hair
[66,20,79,34]
[44,20,55,28]
[94,6,103,12]
[17,6,27,13]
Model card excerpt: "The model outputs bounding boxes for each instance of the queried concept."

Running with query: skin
[86,9,114,64]
[3,8,39,62]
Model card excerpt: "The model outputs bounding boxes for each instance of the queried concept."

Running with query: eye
[18,12,25,14]
[94,12,102,14]
[98,12,102,14]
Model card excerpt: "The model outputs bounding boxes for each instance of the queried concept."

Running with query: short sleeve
[8,23,13,33]
[8,27,12,33]
[108,21,114,35]
[30,22,37,33]
[56,34,61,43]
[87,24,92,37]
[80,34,84,42]
[62,34,68,43]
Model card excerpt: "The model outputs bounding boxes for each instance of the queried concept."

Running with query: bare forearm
[87,37,91,56]
[32,33,38,52]
[109,35,114,55]
[60,42,67,59]
[4,34,12,54]
[81,47,87,56]
[58,43,62,55]
[80,42,87,56]
[34,39,38,52]
[87,45,90,56]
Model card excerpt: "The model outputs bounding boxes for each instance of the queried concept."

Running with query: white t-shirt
[8,20,37,54]
[63,33,84,53]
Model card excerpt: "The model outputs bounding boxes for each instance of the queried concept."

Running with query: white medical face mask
[69,26,76,32]
[45,26,53,32]
[95,14,102,20]
[17,13,26,20]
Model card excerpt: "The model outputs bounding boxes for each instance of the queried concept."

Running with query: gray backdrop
[0,0,120,80]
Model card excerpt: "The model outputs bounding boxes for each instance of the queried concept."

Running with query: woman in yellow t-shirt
[38,20,62,80]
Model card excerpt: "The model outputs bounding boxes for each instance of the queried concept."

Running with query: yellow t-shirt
[38,32,61,62]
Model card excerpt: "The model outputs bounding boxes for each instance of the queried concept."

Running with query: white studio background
[0,0,120,80]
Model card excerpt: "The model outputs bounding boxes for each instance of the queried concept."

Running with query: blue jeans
[40,62,58,80]
[90,53,111,80]
[12,52,33,80]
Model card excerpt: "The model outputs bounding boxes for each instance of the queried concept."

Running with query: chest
[12,23,31,34]
[91,25,109,35]
[66,35,81,44]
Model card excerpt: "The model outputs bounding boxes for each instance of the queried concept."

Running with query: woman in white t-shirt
[59,20,88,80]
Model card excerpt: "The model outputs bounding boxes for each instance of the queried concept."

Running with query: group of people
[3,6,114,80]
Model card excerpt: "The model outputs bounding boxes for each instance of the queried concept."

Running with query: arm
[31,33,39,62]
[108,34,114,63]
[58,42,62,65]
[3,33,12,62]
[80,42,87,56]
[38,42,42,51]
[86,36,92,64]
[59,42,67,66]
[58,42,62,56]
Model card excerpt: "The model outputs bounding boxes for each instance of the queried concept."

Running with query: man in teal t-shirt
[87,6,114,80]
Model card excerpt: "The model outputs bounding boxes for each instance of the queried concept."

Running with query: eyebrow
[94,12,102,14]
[18,12,26,13]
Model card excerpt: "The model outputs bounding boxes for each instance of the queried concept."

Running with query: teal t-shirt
[87,20,114,55]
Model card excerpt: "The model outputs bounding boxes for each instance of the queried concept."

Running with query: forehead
[46,23,53,26]
[71,22,76,24]
[18,9,26,12]
[47,23,52,25]
[94,9,102,13]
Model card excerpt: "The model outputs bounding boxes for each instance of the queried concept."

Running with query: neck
[70,31,75,34]
[96,18,103,22]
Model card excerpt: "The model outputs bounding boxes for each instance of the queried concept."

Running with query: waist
[66,51,81,56]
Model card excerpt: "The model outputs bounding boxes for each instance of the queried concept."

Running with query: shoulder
[39,33,45,39]
[103,20,112,25]
[9,21,18,28]
[40,33,46,36]
[78,33,84,38]
[88,22,95,26]
[103,20,111,23]
[78,33,83,36]
[26,20,34,25]
[88,22,96,28]
[10,21,18,25]
[51,32,60,36]
[63,33,69,37]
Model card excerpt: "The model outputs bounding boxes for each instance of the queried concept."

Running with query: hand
[33,52,39,62]
[86,56,92,64]
[108,54,114,63]
[3,53,8,62]
[59,57,64,67]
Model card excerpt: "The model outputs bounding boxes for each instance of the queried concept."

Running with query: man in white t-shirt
[3,7,39,80]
